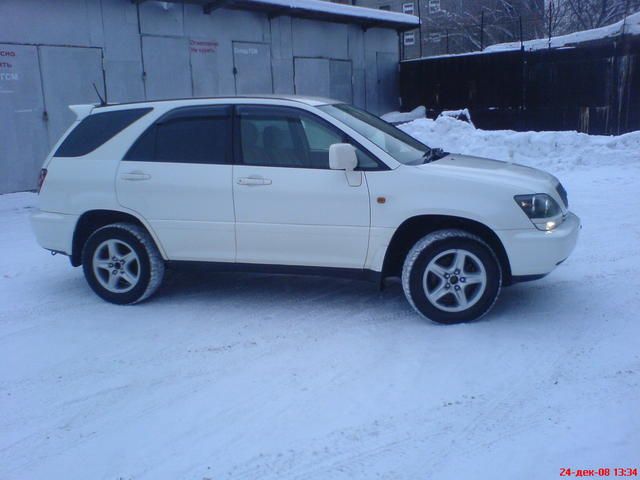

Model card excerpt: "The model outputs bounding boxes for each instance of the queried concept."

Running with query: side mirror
[329,143,358,171]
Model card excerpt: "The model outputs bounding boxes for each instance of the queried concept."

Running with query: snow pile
[399,114,640,172]
[381,106,426,123]
[485,11,640,53]
[437,108,475,127]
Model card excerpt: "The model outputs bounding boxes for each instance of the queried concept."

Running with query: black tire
[402,229,502,324]
[82,223,165,305]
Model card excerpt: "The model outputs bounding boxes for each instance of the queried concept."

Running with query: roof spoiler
[69,104,96,121]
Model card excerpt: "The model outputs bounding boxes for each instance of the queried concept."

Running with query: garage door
[294,57,352,103]
[232,42,273,95]
[39,46,105,148]
[142,36,192,100]
[0,44,49,193]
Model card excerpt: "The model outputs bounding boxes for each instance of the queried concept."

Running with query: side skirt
[166,261,382,284]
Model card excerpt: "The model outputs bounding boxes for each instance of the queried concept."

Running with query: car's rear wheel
[82,223,164,304]
[402,229,502,324]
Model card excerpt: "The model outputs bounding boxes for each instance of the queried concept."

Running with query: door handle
[237,176,272,186]
[121,171,151,181]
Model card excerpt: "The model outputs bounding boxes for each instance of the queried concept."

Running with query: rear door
[116,105,235,261]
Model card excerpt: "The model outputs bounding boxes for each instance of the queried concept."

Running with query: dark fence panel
[400,35,640,135]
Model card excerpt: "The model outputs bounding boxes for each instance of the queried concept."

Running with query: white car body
[31,95,580,320]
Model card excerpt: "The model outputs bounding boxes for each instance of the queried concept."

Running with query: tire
[82,223,165,305]
[402,229,502,324]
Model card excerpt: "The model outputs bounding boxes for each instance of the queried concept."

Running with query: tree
[563,0,639,30]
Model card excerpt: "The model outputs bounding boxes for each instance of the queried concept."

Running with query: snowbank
[398,115,640,172]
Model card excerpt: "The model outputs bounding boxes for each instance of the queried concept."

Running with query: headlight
[514,194,562,231]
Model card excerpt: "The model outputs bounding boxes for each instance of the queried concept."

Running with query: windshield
[318,103,433,165]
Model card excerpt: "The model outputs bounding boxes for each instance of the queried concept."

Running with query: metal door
[0,44,49,193]
[294,57,352,103]
[376,52,399,114]
[190,39,219,96]
[329,59,353,103]
[294,57,330,98]
[142,36,192,100]
[232,42,273,94]
[38,46,104,148]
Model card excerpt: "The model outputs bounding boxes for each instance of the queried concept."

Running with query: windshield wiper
[421,147,448,164]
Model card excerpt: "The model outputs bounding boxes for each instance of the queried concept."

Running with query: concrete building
[0,0,418,194]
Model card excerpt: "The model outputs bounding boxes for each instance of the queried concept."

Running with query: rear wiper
[421,147,448,164]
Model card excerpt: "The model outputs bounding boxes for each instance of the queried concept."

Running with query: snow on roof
[404,11,639,62]
[175,0,419,30]
[242,0,420,28]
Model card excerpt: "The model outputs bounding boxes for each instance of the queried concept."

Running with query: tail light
[37,168,47,194]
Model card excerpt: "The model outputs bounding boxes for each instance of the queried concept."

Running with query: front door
[232,105,370,269]
[116,105,235,261]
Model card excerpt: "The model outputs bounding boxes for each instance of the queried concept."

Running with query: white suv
[31,96,580,324]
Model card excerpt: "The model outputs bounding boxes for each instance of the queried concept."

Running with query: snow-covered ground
[1,119,639,479]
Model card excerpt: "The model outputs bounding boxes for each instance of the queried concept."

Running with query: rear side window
[124,106,231,164]
[55,108,152,157]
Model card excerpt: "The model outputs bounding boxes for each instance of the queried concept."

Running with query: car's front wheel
[82,223,165,304]
[402,229,502,324]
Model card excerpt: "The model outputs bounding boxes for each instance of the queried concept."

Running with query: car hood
[421,153,559,193]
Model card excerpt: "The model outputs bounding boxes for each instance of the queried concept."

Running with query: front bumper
[30,209,78,255]
[497,212,581,277]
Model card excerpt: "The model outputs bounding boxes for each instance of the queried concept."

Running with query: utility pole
[519,15,523,51]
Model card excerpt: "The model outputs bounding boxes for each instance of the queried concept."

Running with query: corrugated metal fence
[400,35,640,135]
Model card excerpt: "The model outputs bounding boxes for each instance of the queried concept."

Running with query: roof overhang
[132,0,420,31]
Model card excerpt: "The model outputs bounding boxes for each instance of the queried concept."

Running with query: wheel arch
[71,209,166,267]
[381,215,512,285]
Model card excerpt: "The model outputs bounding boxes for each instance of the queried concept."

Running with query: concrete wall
[0,0,400,193]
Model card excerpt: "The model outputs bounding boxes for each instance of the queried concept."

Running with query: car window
[56,108,152,157]
[300,117,380,170]
[238,106,382,170]
[237,107,308,168]
[124,106,231,164]
[301,118,342,151]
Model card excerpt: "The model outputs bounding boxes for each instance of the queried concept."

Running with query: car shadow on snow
[156,267,419,322]
[154,267,581,326]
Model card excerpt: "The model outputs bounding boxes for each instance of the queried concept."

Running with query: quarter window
[124,106,231,164]
[55,108,152,157]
